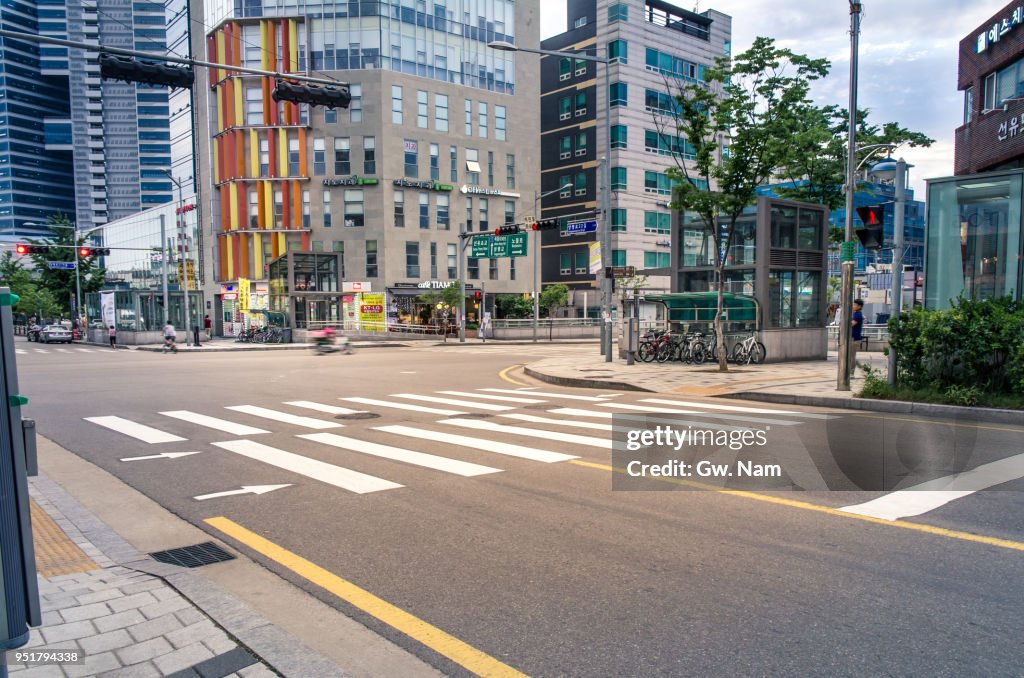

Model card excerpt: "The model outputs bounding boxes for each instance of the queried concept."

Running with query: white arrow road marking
[839,453,1024,520]
[226,405,342,429]
[376,425,577,463]
[299,433,502,477]
[438,418,612,449]
[194,484,292,501]
[212,440,402,493]
[120,451,202,462]
[160,410,269,435]
[85,416,186,443]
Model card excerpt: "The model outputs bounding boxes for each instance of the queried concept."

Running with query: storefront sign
[588,242,602,274]
[323,176,379,187]
[404,140,418,153]
[222,293,238,300]
[997,113,1024,141]
[977,6,1024,52]
[416,280,457,289]
[342,281,371,292]
[460,185,521,198]
[175,203,196,215]
[358,292,386,327]
[393,179,453,192]
[238,278,250,312]
[360,304,383,314]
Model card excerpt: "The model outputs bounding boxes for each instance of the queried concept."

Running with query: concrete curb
[721,391,1024,425]
[523,365,653,392]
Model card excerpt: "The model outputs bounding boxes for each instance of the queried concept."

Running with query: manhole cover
[150,542,235,568]
[336,412,380,420]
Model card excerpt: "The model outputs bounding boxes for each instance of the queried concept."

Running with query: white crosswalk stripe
[160,410,269,435]
[547,407,753,432]
[340,397,465,416]
[212,439,401,493]
[596,402,802,426]
[55,348,70,353]
[438,417,611,449]
[15,350,25,355]
[391,393,514,411]
[77,348,94,353]
[479,388,610,402]
[500,413,614,432]
[225,405,342,429]
[284,401,365,416]
[85,416,186,444]
[437,390,546,404]
[299,432,502,477]
[377,425,577,463]
[640,398,834,419]
[34,349,48,354]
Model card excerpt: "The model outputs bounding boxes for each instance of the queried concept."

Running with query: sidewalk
[524,350,1024,425]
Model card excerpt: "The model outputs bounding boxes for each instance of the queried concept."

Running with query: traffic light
[494,225,521,236]
[272,80,351,108]
[15,244,49,255]
[99,54,194,89]
[531,219,559,231]
[854,204,886,249]
[78,248,111,257]
[474,291,482,301]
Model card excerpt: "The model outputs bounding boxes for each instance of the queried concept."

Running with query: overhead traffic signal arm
[78,247,111,257]
[531,219,560,231]
[273,80,351,108]
[15,244,49,254]
[100,54,194,89]
[494,225,522,236]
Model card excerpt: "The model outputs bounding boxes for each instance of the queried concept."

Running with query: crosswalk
[18,345,129,355]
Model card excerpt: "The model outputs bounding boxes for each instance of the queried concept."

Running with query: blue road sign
[47,261,76,270]
[566,219,597,235]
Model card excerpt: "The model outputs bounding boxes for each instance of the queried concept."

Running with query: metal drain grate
[150,542,235,568]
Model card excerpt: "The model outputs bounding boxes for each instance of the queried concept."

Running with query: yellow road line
[845,412,1024,434]
[204,517,528,678]
[499,364,531,387]
[567,460,1024,553]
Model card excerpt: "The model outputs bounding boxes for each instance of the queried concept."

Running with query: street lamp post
[532,184,572,343]
[489,40,613,361]
[164,171,192,346]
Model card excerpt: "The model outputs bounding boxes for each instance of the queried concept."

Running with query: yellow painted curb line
[499,364,531,387]
[205,517,528,678]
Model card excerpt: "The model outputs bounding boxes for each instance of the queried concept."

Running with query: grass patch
[855,365,1024,409]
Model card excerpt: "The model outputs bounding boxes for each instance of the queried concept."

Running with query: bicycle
[731,333,766,365]
[638,330,669,363]
[679,332,708,365]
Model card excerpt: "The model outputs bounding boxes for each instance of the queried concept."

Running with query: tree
[539,284,568,318]
[665,37,829,370]
[417,283,463,324]
[24,214,106,316]
[16,286,61,322]
[495,294,533,319]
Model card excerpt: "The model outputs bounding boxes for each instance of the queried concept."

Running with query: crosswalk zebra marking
[376,425,577,463]
[640,398,834,419]
[225,405,342,430]
[479,388,611,402]
[34,349,48,354]
[438,418,612,449]
[299,432,502,477]
[160,410,269,435]
[547,407,753,431]
[500,413,614,432]
[437,390,547,404]
[212,439,401,493]
[84,416,186,444]
[340,397,466,416]
[596,403,803,426]
[391,393,514,411]
[284,401,366,416]
[549,407,614,419]
[15,350,25,355]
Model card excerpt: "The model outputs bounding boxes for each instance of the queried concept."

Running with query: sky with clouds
[540,0,1008,200]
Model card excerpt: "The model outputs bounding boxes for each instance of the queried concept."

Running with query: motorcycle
[311,329,352,355]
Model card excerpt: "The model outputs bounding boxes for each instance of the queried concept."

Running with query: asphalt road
[17,339,1024,676]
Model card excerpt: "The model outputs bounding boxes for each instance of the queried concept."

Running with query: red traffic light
[474,291,482,301]
[79,247,92,257]
[531,219,559,231]
[855,204,885,226]
[15,244,27,255]
[494,225,522,236]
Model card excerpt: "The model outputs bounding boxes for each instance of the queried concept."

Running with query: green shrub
[856,364,891,399]
[944,384,983,407]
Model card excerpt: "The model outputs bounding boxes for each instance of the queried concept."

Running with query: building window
[428,143,440,181]
[506,154,516,188]
[575,172,587,196]
[447,243,457,278]
[575,58,587,76]
[366,240,377,277]
[245,87,262,125]
[574,15,588,29]
[478,101,488,138]
[248,191,259,228]
[575,91,587,116]
[323,191,331,227]
[644,211,671,234]
[479,198,489,231]
[465,99,473,135]
[609,39,627,64]
[510,255,516,280]
[418,192,429,229]
[450,146,458,182]
[430,242,437,278]
[333,241,345,276]
[559,176,572,198]
[344,190,364,227]
[391,85,403,124]
[645,89,680,115]
[417,90,428,128]
[612,250,626,267]
[559,58,571,80]
[406,241,420,278]
[288,138,300,175]
[313,138,325,175]
[646,48,704,82]
[610,82,627,107]
[489,258,498,280]
[504,200,515,224]
[404,139,418,177]
[487,151,494,186]
[436,94,449,132]
[611,167,627,191]
[645,129,697,159]
[495,105,506,141]
[608,3,628,22]
[612,208,627,232]
[302,190,310,227]
[964,86,973,124]
[644,170,676,195]
[393,190,405,228]
[574,252,588,274]
[363,137,376,174]
[560,253,571,275]
[559,96,571,120]
[466,196,473,231]
[334,138,350,175]
[437,194,449,229]
[468,257,479,279]
[349,84,362,123]
[273,190,283,227]
[466,148,480,184]
[311,240,323,252]
[259,138,269,176]
[644,251,671,268]
[325,107,337,124]
[575,131,588,157]
[611,125,628,149]
[560,135,572,159]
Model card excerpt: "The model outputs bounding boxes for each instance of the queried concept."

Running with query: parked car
[39,325,73,344]
[26,325,42,342]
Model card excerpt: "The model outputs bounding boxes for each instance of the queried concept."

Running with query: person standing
[204,314,212,341]
[851,298,865,367]
[163,321,178,353]
[108,325,116,349]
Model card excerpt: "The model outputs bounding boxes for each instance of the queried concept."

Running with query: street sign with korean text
[605,266,637,278]
[471,235,491,258]
[470,233,528,258]
[566,219,597,235]
[47,261,76,270]
[508,232,528,256]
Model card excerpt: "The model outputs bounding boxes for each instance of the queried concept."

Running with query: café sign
[977,6,1024,52]
[323,176,379,187]
[393,179,453,192]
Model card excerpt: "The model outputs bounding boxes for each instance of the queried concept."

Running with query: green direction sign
[470,233,529,258]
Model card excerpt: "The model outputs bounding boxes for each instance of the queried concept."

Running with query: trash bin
[282,328,292,343]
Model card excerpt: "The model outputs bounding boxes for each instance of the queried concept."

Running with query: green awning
[644,292,759,324]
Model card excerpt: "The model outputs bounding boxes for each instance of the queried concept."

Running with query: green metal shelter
[644,292,760,328]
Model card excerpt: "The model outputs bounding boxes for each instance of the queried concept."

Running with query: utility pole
[458,223,467,343]
[888,158,908,386]
[838,0,862,391]
[165,172,192,345]
[159,215,169,324]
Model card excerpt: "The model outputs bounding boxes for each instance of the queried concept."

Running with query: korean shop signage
[460,184,521,198]
[323,176,379,187]
[977,6,1024,52]
[392,179,453,192]
[471,233,528,258]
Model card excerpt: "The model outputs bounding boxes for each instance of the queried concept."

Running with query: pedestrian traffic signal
[99,54,194,89]
[494,225,521,236]
[854,204,886,249]
[531,219,559,231]
[78,247,111,257]
[272,80,351,108]
[15,244,49,255]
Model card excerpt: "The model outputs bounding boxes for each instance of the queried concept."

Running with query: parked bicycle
[731,332,767,365]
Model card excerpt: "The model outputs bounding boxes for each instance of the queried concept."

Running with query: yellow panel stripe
[249,129,259,178]
[254,232,264,276]
[262,181,273,229]
[277,128,287,176]
[204,517,528,677]
[229,182,239,230]
[567,460,1024,552]
[289,19,299,71]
